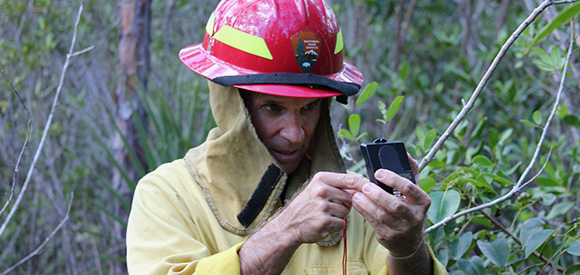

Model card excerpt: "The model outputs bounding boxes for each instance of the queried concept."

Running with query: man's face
[240,91,322,174]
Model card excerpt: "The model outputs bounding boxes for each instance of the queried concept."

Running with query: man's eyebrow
[262,99,283,105]
[309,98,323,105]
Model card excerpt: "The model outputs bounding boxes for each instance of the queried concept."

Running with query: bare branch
[70,45,95,57]
[0,2,85,238]
[426,18,575,233]
[418,0,553,172]
[553,0,580,4]
[425,149,552,233]
[481,210,566,272]
[0,65,31,217]
[514,18,574,189]
[0,193,74,275]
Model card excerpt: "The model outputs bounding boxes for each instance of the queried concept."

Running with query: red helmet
[179,0,363,100]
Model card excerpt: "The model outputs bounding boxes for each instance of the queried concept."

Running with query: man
[126,0,447,274]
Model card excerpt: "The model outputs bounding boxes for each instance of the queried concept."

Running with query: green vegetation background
[1,0,579,274]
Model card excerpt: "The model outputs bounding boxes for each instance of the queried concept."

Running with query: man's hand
[351,156,433,274]
[274,172,367,244]
[239,172,366,274]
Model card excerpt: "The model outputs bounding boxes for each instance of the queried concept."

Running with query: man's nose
[280,114,305,144]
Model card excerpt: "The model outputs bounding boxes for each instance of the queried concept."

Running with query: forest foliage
[1,0,579,274]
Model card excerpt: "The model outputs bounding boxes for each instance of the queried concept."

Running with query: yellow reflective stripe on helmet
[334,29,344,54]
[213,25,273,60]
[206,12,215,36]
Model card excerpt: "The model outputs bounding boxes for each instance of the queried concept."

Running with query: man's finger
[312,172,368,192]
[374,169,429,205]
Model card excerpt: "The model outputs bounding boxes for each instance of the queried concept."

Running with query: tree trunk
[112,0,151,273]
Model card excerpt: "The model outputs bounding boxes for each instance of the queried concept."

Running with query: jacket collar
[184,81,345,238]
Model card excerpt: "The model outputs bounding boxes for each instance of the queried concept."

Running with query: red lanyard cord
[342,217,348,275]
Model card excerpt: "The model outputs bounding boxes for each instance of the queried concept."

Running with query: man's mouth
[269,149,301,162]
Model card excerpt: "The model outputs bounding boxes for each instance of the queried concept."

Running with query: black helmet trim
[212,73,361,97]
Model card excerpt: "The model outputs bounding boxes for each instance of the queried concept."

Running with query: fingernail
[353,193,362,202]
[363,183,373,193]
[375,170,385,179]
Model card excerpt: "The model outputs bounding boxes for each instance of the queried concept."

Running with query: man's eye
[264,104,282,112]
[303,100,321,111]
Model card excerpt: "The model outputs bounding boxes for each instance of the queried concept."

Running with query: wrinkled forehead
[239,89,324,108]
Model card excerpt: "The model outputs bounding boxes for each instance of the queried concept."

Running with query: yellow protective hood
[184,81,346,239]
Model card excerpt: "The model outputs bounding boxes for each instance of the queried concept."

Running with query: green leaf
[427,190,461,224]
[550,46,564,70]
[566,264,580,274]
[520,218,543,244]
[472,155,492,167]
[378,100,387,121]
[563,115,580,128]
[498,128,513,146]
[557,104,569,117]
[457,257,486,275]
[348,114,361,137]
[338,129,355,141]
[460,178,496,194]
[385,96,404,122]
[524,229,555,258]
[477,239,509,269]
[468,117,487,143]
[546,201,574,219]
[481,173,515,187]
[534,59,557,71]
[419,177,437,193]
[416,127,425,144]
[535,47,550,61]
[520,119,537,127]
[424,129,437,150]
[540,193,558,206]
[428,160,446,169]
[449,232,473,259]
[527,2,580,52]
[471,217,492,227]
[536,177,560,187]
[533,110,542,125]
[567,242,580,256]
[435,83,444,95]
[398,61,409,80]
[355,82,377,107]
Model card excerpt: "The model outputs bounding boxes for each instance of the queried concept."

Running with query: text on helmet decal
[292,31,321,73]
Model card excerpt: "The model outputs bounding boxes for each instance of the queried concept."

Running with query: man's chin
[269,150,303,173]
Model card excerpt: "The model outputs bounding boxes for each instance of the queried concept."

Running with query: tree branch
[0,65,31,217]
[418,0,553,172]
[0,2,88,238]
[425,16,575,232]
[480,210,566,272]
[425,148,552,233]
[553,0,580,4]
[0,193,74,275]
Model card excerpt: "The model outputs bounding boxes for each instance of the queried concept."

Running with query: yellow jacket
[126,82,447,274]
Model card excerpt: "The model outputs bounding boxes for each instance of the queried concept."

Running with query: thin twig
[418,0,553,172]
[514,16,575,189]
[425,149,552,233]
[426,20,575,232]
[480,210,566,272]
[0,2,88,238]
[553,0,580,4]
[0,66,31,217]
[0,193,74,275]
[71,45,95,57]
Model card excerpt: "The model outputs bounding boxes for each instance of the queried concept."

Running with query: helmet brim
[179,43,363,98]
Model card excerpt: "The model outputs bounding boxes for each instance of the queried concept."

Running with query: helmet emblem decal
[292,31,321,73]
